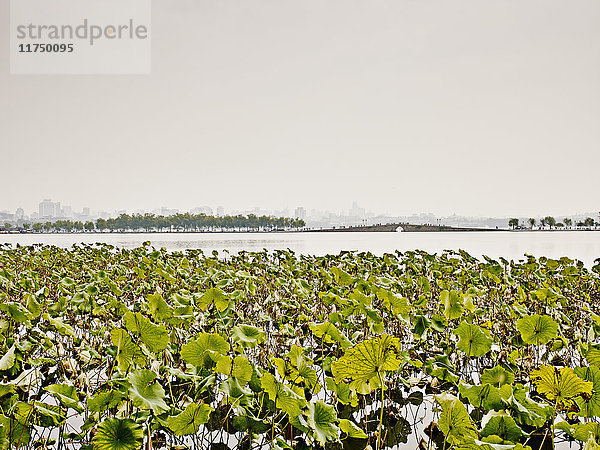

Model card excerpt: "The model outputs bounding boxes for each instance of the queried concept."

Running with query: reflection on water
[1,231,600,266]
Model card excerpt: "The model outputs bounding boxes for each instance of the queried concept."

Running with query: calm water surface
[2,231,600,266]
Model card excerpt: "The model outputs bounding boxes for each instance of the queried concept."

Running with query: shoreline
[1,227,599,235]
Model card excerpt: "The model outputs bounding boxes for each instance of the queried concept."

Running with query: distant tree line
[5,213,306,232]
[508,216,598,230]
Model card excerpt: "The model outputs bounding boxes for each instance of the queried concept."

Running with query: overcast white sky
[1,0,599,217]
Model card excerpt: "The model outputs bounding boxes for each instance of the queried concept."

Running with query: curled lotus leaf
[127,369,168,414]
[435,393,479,445]
[307,400,340,445]
[110,329,146,372]
[181,333,229,368]
[572,422,600,444]
[339,419,367,439]
[574,366,600,418]
[441,290,464,320]
[45,384,83,413]
[123,311,169,353]
[260,372,305,418]
[231,324,266,348]
[309,322,352,349]
[480,410,526,442]
[0,345,15,371]
[166,403,212,436]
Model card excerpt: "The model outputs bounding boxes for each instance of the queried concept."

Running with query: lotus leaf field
[1,243,600,450]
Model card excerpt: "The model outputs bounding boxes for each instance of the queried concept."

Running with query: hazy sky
[1,0,599,217]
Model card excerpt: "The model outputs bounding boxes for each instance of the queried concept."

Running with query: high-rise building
[349,201,365,218]
[15,208,24,219]
[294,207,306,220]
[61,205,73,218]
[216,206,224,216]
[39,199,57,218]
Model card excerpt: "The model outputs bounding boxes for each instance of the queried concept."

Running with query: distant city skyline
[0,198,598,231]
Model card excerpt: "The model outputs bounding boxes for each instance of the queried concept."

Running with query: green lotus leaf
[481,366,515,388]
[146,293,173,321]
[431,314,448,332]
[377,288,411,317]
[215,355,253,384]
[287,344,312,367]
[480,410,525,442]
[435,393,479,445]
[92,418,143,450]
[261,372,305,418]
[455,322,492,357]
[330,267,354,286]
[307,400,340,445]
[572,422,600,443]
[123,311,169,353]
[530,365,592,410]
[45,384,83,413]
[309,322,352,349]
[219,377,254,407]
[0,414,30,448]
[127,369,168,414]
[43,313,76,337]
[231,416,270,434]
[575,366,600,417]
[0,303,29,323]
[87,390,125,413]
[441,290,464,320]
[154,266,176,284]
[585,345,600,368]
[0,384,15,403]
[331,334,403,394]
[584,437,600,450]
[181,333,229,368]
[325,377,358,407]
[516,314,558,346]
[13,401,66,428]
[273,357,320,393]
[198,288,229,312]
[297,363,320,393]
[231,324,266,348]
[110,329,146,372]
[459,383,503,411]
[166,403,212,435]
[24,294,40,318]
[13,367,43,391]
[412,314,430,339]
[499,384,553,428]
[0,346,15,371]
[288,414,311,435]
[215,356,232,376]
[339,418,367,438]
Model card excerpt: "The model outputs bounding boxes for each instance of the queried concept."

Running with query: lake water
[1,231,600,267]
